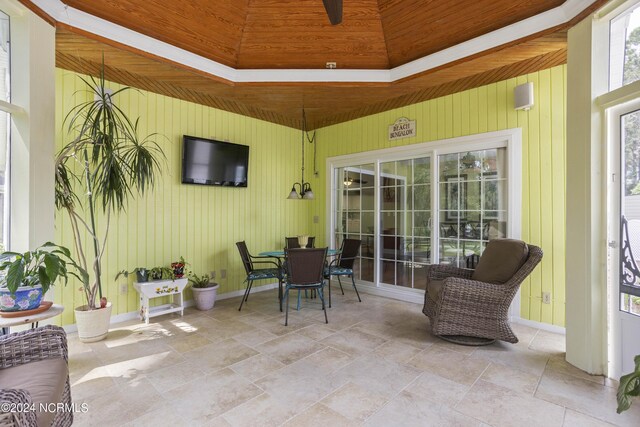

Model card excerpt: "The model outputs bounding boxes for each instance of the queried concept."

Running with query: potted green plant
[0,243,88,312]
[150,266,174,281]
[617,355,640,413]
[55,63,165,342]
[188,273,219,311]
[115,268,150,283]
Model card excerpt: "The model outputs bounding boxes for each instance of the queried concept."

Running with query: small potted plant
[115,268,149,283]
[171,256,187,278]
[188,273,219,311]
[0,242,88,312]
[617,354,640,413]
[150,266,174,281]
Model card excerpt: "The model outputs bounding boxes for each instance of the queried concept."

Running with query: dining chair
[236,241,283,311]
[285,236,315,248]
[324,238,362,307]
[283,248,328,325]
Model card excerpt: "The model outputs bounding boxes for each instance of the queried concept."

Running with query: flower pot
[75,303,112,343]
[0,285,43,312]
[191,283,219,311]
[171,263,185,278]
[136,268,149,283]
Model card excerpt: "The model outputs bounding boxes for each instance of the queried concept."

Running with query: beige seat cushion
[0,358,68,427]
[427,279,444,301]
[472,239,529,284]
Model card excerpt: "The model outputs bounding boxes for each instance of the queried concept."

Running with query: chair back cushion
[472,239,529,283]
[285,248,327,285]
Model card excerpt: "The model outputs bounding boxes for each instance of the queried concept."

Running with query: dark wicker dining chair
[236,241,283,311]
[423,238,543,345]
[324,238,362,307]
[285,236,315,248]
[283,248,328,325]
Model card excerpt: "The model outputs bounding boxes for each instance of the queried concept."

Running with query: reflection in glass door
[379,157,431,289]
[333,165,375,282]
[437,149,508,267]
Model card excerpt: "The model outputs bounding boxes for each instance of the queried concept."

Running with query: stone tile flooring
[67,290,640,426]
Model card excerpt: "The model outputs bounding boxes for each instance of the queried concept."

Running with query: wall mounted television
[181,135,249,187]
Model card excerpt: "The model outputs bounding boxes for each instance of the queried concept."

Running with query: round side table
[0,304,64,335]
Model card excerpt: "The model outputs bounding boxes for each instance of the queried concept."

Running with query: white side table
[133,278,188,324]
[0,304,64,335]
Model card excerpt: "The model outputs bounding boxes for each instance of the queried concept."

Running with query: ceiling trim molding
[38,0,596,83]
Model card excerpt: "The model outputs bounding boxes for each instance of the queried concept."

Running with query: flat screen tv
[181,135,249,187]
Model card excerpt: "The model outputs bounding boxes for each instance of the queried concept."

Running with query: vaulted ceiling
[23,0,607,129]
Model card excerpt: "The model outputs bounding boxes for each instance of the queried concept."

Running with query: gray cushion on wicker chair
[423,239,543,344]
[0,325,73,427]
[0,359,68,427]
[472,239,529,283]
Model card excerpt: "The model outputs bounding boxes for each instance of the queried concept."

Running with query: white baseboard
[511,316,566,334]
[62,282,280,334]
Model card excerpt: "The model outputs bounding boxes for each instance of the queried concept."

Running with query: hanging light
[287,109,316,200]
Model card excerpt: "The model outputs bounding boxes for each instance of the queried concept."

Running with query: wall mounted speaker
[514,82,534,111]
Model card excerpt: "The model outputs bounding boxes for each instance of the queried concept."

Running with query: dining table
[258,248,340,310]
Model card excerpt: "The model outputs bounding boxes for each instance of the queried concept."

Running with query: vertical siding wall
[308,65,567,327]
[54,69,311,326]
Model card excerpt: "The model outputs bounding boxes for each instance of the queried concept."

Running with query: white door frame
[606,97,640,379]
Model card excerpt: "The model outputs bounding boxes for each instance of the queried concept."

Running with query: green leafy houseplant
[0,242,88,295]
[55,63,165,310]
[188,273,214,289]
[150,266,174,281]
[617,355,640,413]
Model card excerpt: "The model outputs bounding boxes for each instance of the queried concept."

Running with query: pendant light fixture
[287,109,316,200]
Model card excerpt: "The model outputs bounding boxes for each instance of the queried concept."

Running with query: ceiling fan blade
[322,0,343,25]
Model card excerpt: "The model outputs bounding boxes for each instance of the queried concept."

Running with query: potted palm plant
[188,273,219,311]
[55,64,165,342]
[0,243,88,312]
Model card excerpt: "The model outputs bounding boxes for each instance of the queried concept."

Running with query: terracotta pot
[75,302,112,343]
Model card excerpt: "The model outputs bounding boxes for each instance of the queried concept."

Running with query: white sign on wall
[388,117,416,141]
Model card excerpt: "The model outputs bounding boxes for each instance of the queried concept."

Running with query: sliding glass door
[380,157,431,289]
[438,149,508,267]
[328,130,519,296]
[334,164,375,282]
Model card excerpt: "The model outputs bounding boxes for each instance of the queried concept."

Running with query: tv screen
[181,136,249,187]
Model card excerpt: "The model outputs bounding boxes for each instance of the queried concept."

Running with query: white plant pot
[191,284,219,311]
[75,302,112,343]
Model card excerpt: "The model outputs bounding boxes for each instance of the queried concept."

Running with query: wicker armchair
[423,240,543,345]
[0,325,72,427]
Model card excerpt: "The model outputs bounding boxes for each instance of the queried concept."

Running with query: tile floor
[67,289,640,426]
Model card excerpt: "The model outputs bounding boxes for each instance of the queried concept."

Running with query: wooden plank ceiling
[44,0,607,129]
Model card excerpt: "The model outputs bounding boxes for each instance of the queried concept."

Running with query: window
[0,9,9,251]
[328,130,520,295]
[610,2,640,90]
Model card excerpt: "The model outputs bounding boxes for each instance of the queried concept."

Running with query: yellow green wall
[308,65,567,327]
[54,69,312,325]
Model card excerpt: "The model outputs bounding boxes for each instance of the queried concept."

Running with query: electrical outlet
[313,215,319,224]
[120,283,128,295]
[210,271,216,279]
[542,292,551,304]
[221,269,227,279]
